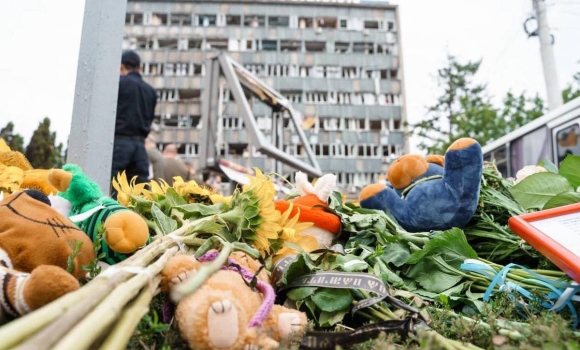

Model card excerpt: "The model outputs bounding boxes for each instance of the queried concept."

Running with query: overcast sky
[1,0,580,153]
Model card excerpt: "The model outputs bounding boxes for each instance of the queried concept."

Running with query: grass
[127,292,580,350]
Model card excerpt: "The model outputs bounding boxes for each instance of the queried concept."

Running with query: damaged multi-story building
[123,0,407,196]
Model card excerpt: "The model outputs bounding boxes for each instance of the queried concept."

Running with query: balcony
[125,25,393,45]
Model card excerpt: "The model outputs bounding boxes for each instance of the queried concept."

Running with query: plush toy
[161,251,308,350]
[387,154,445,196]
[274,172,341,248]
[0,139,58,196]
[359,138,483,232]
[0,189,95,322]
[48,164,149,265]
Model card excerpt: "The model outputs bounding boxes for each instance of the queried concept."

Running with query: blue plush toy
[359,138,483,232]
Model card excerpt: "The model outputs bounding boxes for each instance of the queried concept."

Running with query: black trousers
[110,137,150,197]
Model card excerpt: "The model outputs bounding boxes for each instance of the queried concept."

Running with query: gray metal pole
[67,0,128,194]
[532,0,563,111]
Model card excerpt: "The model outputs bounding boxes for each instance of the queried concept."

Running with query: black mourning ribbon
[273,248,422,317]
[299,317,429,350]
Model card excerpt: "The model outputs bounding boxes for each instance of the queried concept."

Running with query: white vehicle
[482,97,580,177]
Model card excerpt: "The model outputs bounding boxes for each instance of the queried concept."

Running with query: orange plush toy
[0,189,95,323]
[274,172,341,249]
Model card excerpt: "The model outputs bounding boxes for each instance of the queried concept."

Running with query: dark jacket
[115,72,157,138]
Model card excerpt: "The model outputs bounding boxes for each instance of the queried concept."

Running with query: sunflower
[111,171,148,207]
[272,203,317,263]
[220,168,281,256]
[21,169,59,195]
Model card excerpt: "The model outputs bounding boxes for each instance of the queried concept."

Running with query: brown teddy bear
[161,251,308,350]
[0,189,95,323]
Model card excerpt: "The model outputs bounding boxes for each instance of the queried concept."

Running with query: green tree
[412,55,495,154]
[25,117,64,168]
[562,71,580,103]
[0,122,25,153]
[413,56,546,154]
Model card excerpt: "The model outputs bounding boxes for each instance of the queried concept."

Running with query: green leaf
[380,242,411,267]
[510,172,574,210]
[151,204,178,235]
[311,288,353,313]
[174,203,224,218]
[287,287,318,301]
[277,254,313,286]
[543,191,580,209]
[406,228,477,269]
[559,155,580,188]
[335,255,369,272]
[318,309,349,327]
[406,256,464,293]
[538,158,559,173]
[164,188,187,206]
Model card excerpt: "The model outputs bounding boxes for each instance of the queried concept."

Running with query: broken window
[151,13,168,26]
[133,13,144,24]
[125,14,133,25]
[353,42,375,54]
[188,39,202,49]
[170,13,192,26]
[369,120,382,130]
[179,89,200,101]
[158,39,178,49]
[163,115,178,127]
[262,40,278,51]
[226,15,241,26]
[364,20,380,29]
[244,15,265,27]
[178,115,192,128]
[281,40,301,52]
[388,21,395,31]
[268,16,289,27]
[335,42,349,53]
[298,17,313,28]
[316,17,337,28]
[197,15,216,27]
[305,41,325,52]
[342,67,358,78]
[326,66,341,78]
[206,38,228,50]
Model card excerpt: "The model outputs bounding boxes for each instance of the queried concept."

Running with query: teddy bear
[274,172,342,249]
[0,139,58,196]
[161,250,308,350]
[0,189,96,323]
[47,164,150,265]
[358,138,483,232]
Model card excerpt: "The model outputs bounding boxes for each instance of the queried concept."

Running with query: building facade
[123,0,407,196]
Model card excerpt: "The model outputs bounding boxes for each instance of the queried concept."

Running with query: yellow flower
[273,203,317,263]
[147,178,171,197]
[111,171,147,206]
[21,169,58,195]
[241,168,282,255]
[0,165,24,193]
[173,176,212,197]
[210,194,231,206]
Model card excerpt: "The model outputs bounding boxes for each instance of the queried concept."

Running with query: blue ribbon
[460,261,580,328]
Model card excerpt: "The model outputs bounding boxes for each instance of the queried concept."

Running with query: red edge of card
[508,202,580,284]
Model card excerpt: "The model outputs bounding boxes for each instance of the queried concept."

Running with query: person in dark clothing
[111,51,158,193]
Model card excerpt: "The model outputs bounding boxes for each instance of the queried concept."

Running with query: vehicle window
[493,146,508,177]
[556,124,580,164]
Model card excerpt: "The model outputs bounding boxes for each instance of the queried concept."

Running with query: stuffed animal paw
[162,251,307,350]
[0,265,80,323]
[48,164,149,264]
[359,138,483,232]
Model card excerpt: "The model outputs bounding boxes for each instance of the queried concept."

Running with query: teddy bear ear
[313,174,337,202]
[425,155,445,167]
[295,171,315,197]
